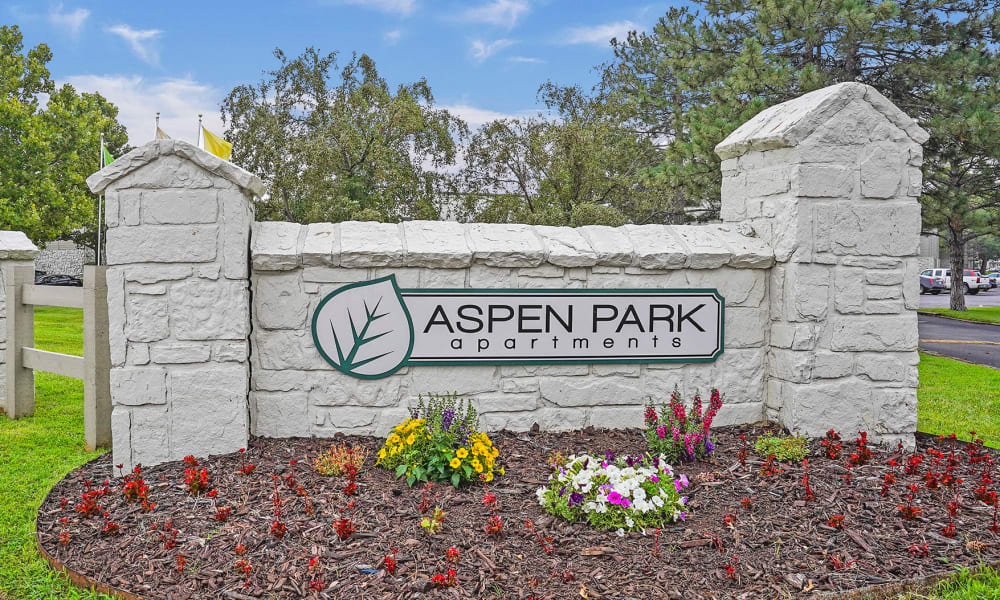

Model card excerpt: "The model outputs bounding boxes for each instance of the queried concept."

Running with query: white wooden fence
[3,265,111,449]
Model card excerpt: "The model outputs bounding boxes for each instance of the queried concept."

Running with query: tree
[0,25,128,251]
[602,0,1000,310]
[221,48,467,224]
[457,83,673,226]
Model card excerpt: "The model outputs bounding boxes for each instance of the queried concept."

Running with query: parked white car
[924,268,990,294]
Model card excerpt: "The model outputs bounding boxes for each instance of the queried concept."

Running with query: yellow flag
[155,127,170,140]
[201,126,232,161]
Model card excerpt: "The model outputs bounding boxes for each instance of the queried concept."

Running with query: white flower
[616,528,625,537]
[536,487,546,504]
[625,517,634,528]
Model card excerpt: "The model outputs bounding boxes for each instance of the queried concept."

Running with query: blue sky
[4,1,668,146]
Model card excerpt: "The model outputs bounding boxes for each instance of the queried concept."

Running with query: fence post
[4,265,35,418]
[83,265,111,449]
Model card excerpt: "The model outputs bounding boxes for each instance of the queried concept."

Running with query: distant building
[36,240,94,278]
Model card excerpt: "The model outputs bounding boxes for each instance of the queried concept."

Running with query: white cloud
[469,38,515,63]
[384,29,402,44]
[441,103,528,130]
[459,0,529,28]
[107,24,162,65]
[63,74,224,147]
[48,3,89,36]
[508,55,544,64]
[562,20,637,46]
[338,0,416,15]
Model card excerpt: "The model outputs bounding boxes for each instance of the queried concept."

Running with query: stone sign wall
[77,82,926,470]
[249,221,773,439]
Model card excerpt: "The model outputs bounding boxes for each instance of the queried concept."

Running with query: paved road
[920,287,1000,308]
[919,313,1000,368]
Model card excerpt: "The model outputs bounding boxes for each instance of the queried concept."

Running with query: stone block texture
[250,220,775,438]
[717,82,926,445]
[87,140,260,471]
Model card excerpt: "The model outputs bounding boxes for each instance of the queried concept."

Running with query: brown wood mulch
[36,425,1000,600]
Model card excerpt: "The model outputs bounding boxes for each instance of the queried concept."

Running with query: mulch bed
[37,425,1000,600]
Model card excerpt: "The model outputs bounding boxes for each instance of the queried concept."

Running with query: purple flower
[558,486,566,497]
[649,475,659,483]
[675,480,683,492]
[679,512,687,521]
[605,450,616,462]
[705,439,715,453]
[568,492,584,507]
[626,456,641,467]
[441,409,455,431]
[680,496,688,504]
[679,474,690,488]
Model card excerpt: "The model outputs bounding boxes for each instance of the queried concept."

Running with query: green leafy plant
[754,432,810,462]
[376,393,503,487]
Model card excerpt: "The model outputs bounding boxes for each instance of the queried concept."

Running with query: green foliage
[0,25,128,251]
[602,0,1000,309]
[375,393,501,487]
[754,433,810,462]
[222,48,466,224]
[457,83,674,226]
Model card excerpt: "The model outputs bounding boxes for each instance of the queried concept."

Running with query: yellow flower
[492,448,499,458]
[456,448,469,459]
[377,448,387,459]
[388,434,401,445]
[485,472,494,482]
[472,459,483,473]
[449,458,461,469]
[405,434,416,445]
[499,467,505,476]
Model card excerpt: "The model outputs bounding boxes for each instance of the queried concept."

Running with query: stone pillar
[716,82,927,446]
[0,231,39,417]
[87,140,264,470]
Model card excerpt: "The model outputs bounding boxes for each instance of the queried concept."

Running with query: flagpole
[98,134,104,266]
[155,112,160,139]
[197,113,203,148]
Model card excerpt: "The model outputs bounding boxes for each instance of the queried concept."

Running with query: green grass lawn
[920,307,1000,325]
[0,307,108,600]
[1,308,999,599]
[918,352,1000,447]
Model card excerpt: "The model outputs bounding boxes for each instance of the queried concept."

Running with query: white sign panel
[311,276,723,379]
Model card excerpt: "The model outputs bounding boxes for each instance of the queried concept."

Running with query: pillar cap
[87,139,265,197]
[715,82,929,160]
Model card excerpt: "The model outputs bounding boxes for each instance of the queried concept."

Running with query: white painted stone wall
[250,221,774,438]
[0,231,39,414]
[87,141,264,471]
[716,82,926,447]
[84,82,926,469]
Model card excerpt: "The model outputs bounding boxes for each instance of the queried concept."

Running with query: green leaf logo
[311,275,414,379]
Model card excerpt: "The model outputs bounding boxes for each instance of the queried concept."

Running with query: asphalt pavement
[919,287,1000,308]
[918,313,1000,368]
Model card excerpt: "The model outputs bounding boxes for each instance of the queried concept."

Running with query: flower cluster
[376,393,503,487]
[312,443,369,477]
[537,453,690,532]
[643,387,723,463]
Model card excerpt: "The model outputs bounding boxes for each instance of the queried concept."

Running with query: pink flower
[607,491,623,505]
[620,498,631,508]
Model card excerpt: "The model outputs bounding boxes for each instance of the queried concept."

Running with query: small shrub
[754,432,809,462]
[313,443,369,477]
[536,454,690,532]
[643,387,723,463]
[376,393,503,487]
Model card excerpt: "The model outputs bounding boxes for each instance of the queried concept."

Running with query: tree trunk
[949,236,967,311]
